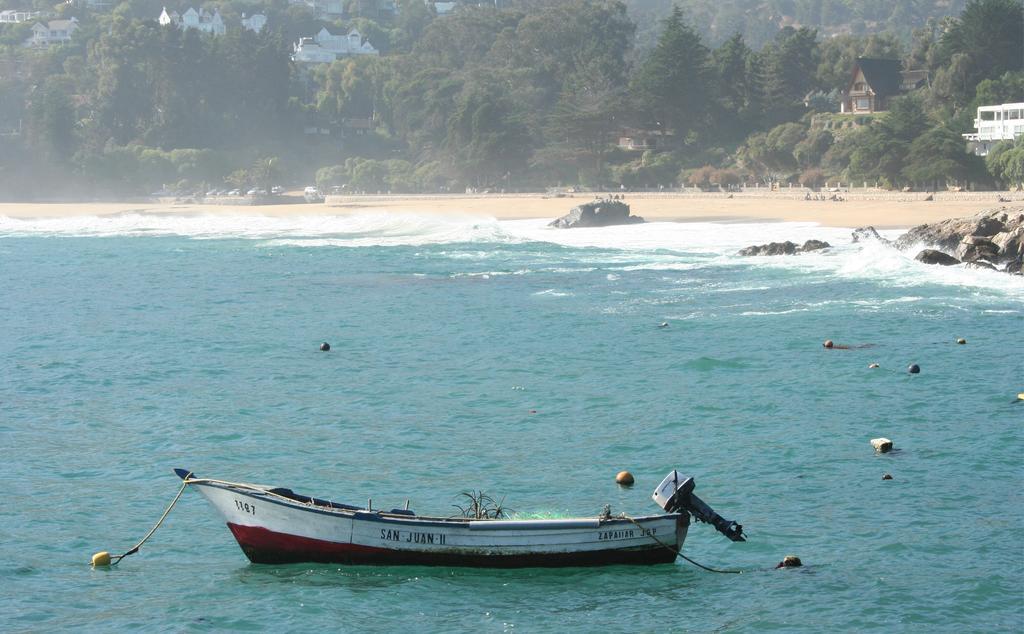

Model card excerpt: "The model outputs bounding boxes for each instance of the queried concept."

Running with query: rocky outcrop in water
[897,207,1024,274]
[740,207,1022,273]
[549,200,644,228]
[738,240,831,256]
[914,249,961,266]
[851,226,891,245]
[800,239,831,252]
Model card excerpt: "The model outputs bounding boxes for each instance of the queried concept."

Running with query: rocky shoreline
[737,205,1023,275]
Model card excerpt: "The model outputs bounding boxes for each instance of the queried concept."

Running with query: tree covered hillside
[0,0,1021,199]
[626,0,971,49]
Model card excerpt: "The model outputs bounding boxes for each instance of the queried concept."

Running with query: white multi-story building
[963,103,1024,156]
[0,9,42,23]
[159,7,225,36]
[26,17,78,46]
[292,29,378,64]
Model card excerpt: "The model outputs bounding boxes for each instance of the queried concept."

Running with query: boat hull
[227,523,681,567]
[191,479,688,568]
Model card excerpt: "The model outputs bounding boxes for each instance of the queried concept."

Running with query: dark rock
[738,241,798,256]
[915,249,960,266]
[956,236,1000,262]
[801,240,831,252]
[896,209,1010,252]
[992,227,1024,261]
[852,226,891,244]
[549,200,644,228]
[1006,257,1023,275]
[738,240,831,256]
[897,207,1024,274]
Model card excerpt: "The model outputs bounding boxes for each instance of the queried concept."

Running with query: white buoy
[871,438,894,453]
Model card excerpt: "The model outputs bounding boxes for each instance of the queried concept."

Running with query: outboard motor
[653,470,745,542]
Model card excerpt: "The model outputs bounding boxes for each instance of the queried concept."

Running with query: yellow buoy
[91,551,112,567]
[615,471,635,486]
[1018,393,1024,401]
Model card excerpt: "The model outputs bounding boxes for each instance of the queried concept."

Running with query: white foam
[739,308,811,316]
[2,210,1021,297]
[0,211,516,246]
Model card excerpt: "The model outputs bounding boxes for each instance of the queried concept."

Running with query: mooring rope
[105,477,190,566]
[622,515,743,574]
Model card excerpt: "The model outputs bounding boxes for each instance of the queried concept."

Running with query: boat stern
[653,470,745,542]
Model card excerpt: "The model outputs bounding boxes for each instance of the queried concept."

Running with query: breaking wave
[1,209,1021,296]
[0,211,517,246]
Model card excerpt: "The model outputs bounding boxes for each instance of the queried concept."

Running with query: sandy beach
[2,191,1021,229]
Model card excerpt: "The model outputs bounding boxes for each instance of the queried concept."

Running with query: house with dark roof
[840,58,928,114]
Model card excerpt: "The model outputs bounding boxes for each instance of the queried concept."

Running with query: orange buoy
[615,471,635,486]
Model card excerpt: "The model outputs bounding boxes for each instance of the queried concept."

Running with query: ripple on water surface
[0,219,1021,631]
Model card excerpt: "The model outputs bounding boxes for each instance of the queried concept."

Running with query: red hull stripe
[226,523,678,567]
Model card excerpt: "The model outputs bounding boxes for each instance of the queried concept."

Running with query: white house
[158,7,176,25]
[431,1,457,15]
[963,103,1024,156]
[0,9,42,23]
[292,29,378,64]
[241,13,267,32]
[159,7,225,36]
[27,17,78,47]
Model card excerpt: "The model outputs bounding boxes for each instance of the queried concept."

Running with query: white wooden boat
[175,468,744,567]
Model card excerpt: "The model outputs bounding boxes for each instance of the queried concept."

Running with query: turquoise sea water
[1,212,1022,632]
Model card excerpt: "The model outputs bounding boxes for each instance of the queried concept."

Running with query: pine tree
[631,6,712,141]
